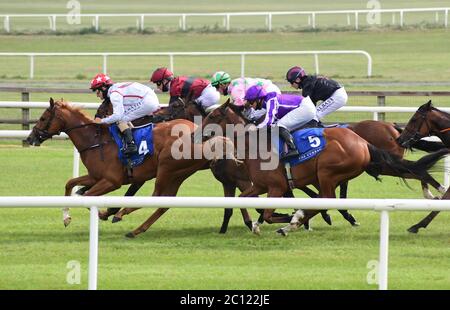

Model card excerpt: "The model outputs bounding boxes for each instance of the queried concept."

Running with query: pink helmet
[244,85,267,102]
[150,67,174,83]
[286,66,306,84]
[90,73,113,90]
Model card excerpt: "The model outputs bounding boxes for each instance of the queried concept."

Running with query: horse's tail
[365,144,449,180]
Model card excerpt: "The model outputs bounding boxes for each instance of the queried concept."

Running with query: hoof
[219,229,227,234]
[276,228,288,237]
[407,226,419,234]
[303,226,313,231]
[63,217,72,227]
[125,232,135,238]
[351,222,360,227]
[112,216,122,223]
[98,212,109,221]
[323,215,332,226]
[252,222,261,235]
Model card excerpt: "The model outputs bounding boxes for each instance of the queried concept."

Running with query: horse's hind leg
[219,183,236,234]
[126,178,184,238]
[407,211,440,233]
[110,182,145,223]
[338,181,359,226]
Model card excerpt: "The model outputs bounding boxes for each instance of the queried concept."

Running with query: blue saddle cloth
[109,124,154,168]
[279,128,327,166]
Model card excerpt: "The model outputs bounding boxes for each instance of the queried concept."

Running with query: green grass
[0,144,449,289]
[1,0,450,290]
[1,29,450,86]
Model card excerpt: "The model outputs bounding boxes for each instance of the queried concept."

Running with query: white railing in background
[1,8,449,32]
[0,196,449,290]
[0,50,372,79]
[2,102,450,120]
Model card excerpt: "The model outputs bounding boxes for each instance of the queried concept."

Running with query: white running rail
[1,8,449,32]
[0,50,373,79]
[0,196,449,290]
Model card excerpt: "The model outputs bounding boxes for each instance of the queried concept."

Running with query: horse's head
[201,99,248,133]
[26,98,69,146]
[397,100,434,148]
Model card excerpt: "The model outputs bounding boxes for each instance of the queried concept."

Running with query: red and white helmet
[90,73,113,90]
[150,67,174,83]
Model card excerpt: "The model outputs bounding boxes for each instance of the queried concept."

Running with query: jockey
[150,67,220,112]
[244,85,318,160]
[91,73,160,157]
[286,66,347,121]
[210,71,281,122]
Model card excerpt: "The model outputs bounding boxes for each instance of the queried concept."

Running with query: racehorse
[348,120,445,200]
[200,101,449,235]
[397,100,450,233]
[26,98,236,230]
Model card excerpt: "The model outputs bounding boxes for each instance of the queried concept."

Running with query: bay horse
[200,101,449,235]
[92,97,259,233]
[26,98,236,230]
[397,100,450,233]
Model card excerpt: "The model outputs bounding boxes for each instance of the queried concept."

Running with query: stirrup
[123,144,137,156]
[281,150,299,160]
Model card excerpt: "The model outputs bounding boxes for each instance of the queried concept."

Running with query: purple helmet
[244,85,267,102]
[286,66,306,83]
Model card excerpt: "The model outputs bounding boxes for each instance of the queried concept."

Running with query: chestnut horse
[397,100,450,233]
[200,101,449,235]
[26,98,236,232]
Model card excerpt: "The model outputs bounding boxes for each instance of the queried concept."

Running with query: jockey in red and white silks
[101,82,160,124]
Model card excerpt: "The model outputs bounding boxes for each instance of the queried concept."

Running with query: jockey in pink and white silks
[244,85,318,160]
[210,71,281,122]
[91,73,160,157]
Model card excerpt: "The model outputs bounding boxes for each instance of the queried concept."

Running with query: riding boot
[279,126,299,160]
[121,128,138,157]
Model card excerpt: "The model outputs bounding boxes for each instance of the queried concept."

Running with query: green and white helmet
[211,71,231,87]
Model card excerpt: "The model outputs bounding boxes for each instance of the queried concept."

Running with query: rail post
[21,91,30,147]
[377,95,386,121]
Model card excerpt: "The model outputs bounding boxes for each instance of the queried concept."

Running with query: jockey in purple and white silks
[210,71,281,122]
[244,85,318,160]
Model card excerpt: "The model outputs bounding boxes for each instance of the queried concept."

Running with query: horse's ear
[49,98,54,108]
[224,98,231,106]
[419,100,432,112]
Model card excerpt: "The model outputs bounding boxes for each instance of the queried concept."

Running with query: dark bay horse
[397,100,450,233]
[26,98,236,229]
[348,120,445,200]
[200,101,449,235]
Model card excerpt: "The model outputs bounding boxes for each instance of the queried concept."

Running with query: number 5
[308,136,321,147]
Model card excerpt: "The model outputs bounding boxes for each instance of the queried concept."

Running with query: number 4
[138,140,149,155]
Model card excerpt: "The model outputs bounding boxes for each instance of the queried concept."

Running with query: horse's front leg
[63,175,96,227]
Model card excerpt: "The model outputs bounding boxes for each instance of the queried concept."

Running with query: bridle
[401,108,433,146]
[33,105,109,153]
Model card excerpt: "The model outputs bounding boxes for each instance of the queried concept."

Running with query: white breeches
[277,96,318,131]
[316,87,347,120]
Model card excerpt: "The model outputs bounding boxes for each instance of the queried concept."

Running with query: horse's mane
[54,99,93,122]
